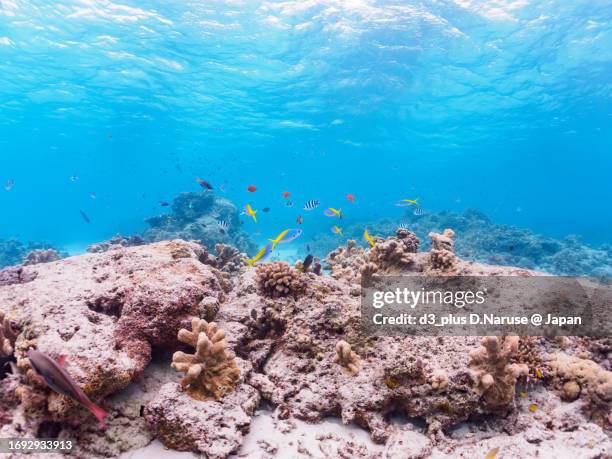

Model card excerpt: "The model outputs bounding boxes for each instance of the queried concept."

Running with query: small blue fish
[303,200,320,211]
[4,179,14,191]
[286,201,294,208]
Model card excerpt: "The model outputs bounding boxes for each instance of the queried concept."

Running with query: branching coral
[428,229,458,272]
[333,340,361,375]
[469,336,529,408]
[367,229,420,272]
[171,318,240,401]
[324,240,367,281]
[255,262,306,298]
[0,311,18,357]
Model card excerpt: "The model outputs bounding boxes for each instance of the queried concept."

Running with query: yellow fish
[519,391,527,398]
[528,403,538,412]
[399,198,419,206]
[332,226,343,236]
[243,204,257,223]
[242,243,272,268]
[324,207,343,218]
[484,447,499,459]
[535,368,543,379]
[364,229,376,248]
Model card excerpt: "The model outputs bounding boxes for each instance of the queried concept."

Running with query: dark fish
[303,200,320,211]
[286,201,293,208]
[296,215,303,225]
[159,201,170,207]
[27,350,109,427]
[312,257,322,275]
[303,254,314,272]
[196,177,213,190]
[250,309,257,320]
[306,244,311,253]
[79,210,90,223]
[262,207,270,213]
[139,405,145,417]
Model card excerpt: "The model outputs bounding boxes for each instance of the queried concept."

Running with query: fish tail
[268,239,277,250]
[252,211,257,223]
[85,400,109,428]
[242,258,254,268]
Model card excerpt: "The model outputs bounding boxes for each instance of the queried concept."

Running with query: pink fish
[27,350,109,428]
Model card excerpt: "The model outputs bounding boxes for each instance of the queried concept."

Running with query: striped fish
[303,200,320,211]
[398,223,410,230]
[413,207,426,216]
[217,220,230,233]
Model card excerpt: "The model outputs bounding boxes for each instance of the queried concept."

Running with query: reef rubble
[0,231,609,458]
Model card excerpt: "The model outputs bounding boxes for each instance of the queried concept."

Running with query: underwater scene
[0,0,611,458]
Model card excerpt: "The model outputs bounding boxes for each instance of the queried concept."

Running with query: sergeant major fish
[303,200,320,211]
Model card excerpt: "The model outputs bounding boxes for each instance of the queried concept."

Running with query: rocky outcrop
[0,232,608,458]
[142,191,256,255]
[0,240,227,433]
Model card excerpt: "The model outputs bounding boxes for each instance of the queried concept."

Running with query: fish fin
[86,401,109,428]
[57,355,67,366]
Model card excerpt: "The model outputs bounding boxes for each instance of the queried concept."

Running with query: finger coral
[367,229,420,272]
[428,229,458,272]
[333,340,361,375]
[0,311,18,357]
[255,262,306,298]
[469,336,529,408]
[171,318,240,401]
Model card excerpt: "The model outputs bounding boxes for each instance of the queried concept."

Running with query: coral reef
[22,248,61,266]
[255,261,306,298]
[142,191,256,254]
[0,311,17,357]
[0,239,64,269]
[333,340,361,375]
[0,265,37,286]
[171,318,240,400]
[198,243,246,273]
[469,336,529,409]
[0,232,609,458]
[547,353,612,419]
[428,229,458,273]
[367,228,420,272]
[86,234,145,253]
[308,209,612,276]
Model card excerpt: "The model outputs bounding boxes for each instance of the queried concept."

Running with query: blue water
[1,0,611,253]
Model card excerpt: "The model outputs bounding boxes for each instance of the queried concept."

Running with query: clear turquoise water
[1,0,611,252]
